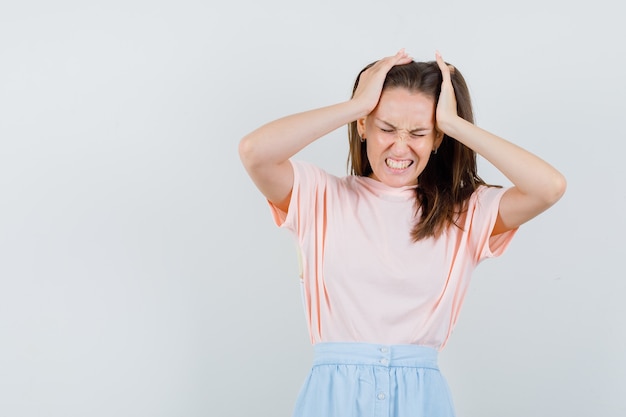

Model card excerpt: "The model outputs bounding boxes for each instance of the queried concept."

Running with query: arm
[238,50,413,212]
[434,52,567,235]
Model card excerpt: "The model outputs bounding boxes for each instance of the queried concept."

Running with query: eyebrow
[375,118,432,133]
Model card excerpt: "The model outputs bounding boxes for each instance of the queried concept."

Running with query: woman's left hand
[434,51,460,134]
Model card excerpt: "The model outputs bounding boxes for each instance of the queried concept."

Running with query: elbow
[238,134,258,170]
[545,171,567,206]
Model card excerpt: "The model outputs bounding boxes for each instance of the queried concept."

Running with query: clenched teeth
[386,158,412,169]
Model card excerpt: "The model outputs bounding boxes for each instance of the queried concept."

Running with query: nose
[393,131,409,148]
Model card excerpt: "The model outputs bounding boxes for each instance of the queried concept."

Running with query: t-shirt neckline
[355,175,418,201]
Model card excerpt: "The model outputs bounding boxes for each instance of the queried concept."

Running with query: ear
[357,117,367,137]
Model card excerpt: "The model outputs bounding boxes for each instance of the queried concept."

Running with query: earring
[432,147,438,155]
[360,135,366,143]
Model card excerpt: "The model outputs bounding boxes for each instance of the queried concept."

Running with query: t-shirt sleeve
[467,185,518,263]
[267,160,327,239]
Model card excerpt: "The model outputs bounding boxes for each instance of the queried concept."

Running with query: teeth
[386,158,411,169]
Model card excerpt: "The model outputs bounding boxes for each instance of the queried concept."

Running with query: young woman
[239,49,566,417]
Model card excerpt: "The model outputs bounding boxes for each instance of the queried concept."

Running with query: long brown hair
[347,60,497,241]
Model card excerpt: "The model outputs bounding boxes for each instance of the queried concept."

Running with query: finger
[435,51,452,83]
[392,48,412,64]
[376,49,412,70]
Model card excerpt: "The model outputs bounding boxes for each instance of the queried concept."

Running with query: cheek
[365,137,385,155]
[365,145,377,165]
[411,140,433,153]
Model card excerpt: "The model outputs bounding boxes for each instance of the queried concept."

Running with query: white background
[1,1,624,416]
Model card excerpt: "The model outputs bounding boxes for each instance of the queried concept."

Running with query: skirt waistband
[313,342,439,369]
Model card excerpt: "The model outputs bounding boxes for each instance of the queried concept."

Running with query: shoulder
[469,184,507,206]
[461,184,509,228]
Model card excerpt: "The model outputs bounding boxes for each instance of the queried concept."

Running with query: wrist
[438,116,470,138]
[345,98,374,121]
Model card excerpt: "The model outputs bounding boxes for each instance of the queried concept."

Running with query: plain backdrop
[1,1,624,416]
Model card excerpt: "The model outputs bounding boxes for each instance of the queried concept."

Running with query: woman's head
[348,60,474,178]
[348,60,488,239]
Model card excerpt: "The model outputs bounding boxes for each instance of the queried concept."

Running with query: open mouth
[385,158,413,170]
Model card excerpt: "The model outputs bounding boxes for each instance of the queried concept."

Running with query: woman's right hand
[351,49,413,114]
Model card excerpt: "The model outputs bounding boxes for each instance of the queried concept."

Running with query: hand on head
[434,51,460,134]
[352,49,460,132]
[351,49,413,114]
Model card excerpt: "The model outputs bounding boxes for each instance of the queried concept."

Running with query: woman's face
[358,87,443,188]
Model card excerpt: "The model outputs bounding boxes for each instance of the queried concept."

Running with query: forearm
[443,117,566,204]
[239,99,366,169]
[239,49,412,169]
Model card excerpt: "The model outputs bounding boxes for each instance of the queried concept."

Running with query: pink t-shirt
[270,160,517,350]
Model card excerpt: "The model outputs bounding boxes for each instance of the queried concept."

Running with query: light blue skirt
[292,342,456,417]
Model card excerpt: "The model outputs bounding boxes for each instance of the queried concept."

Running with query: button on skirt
[292,342,456,417]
